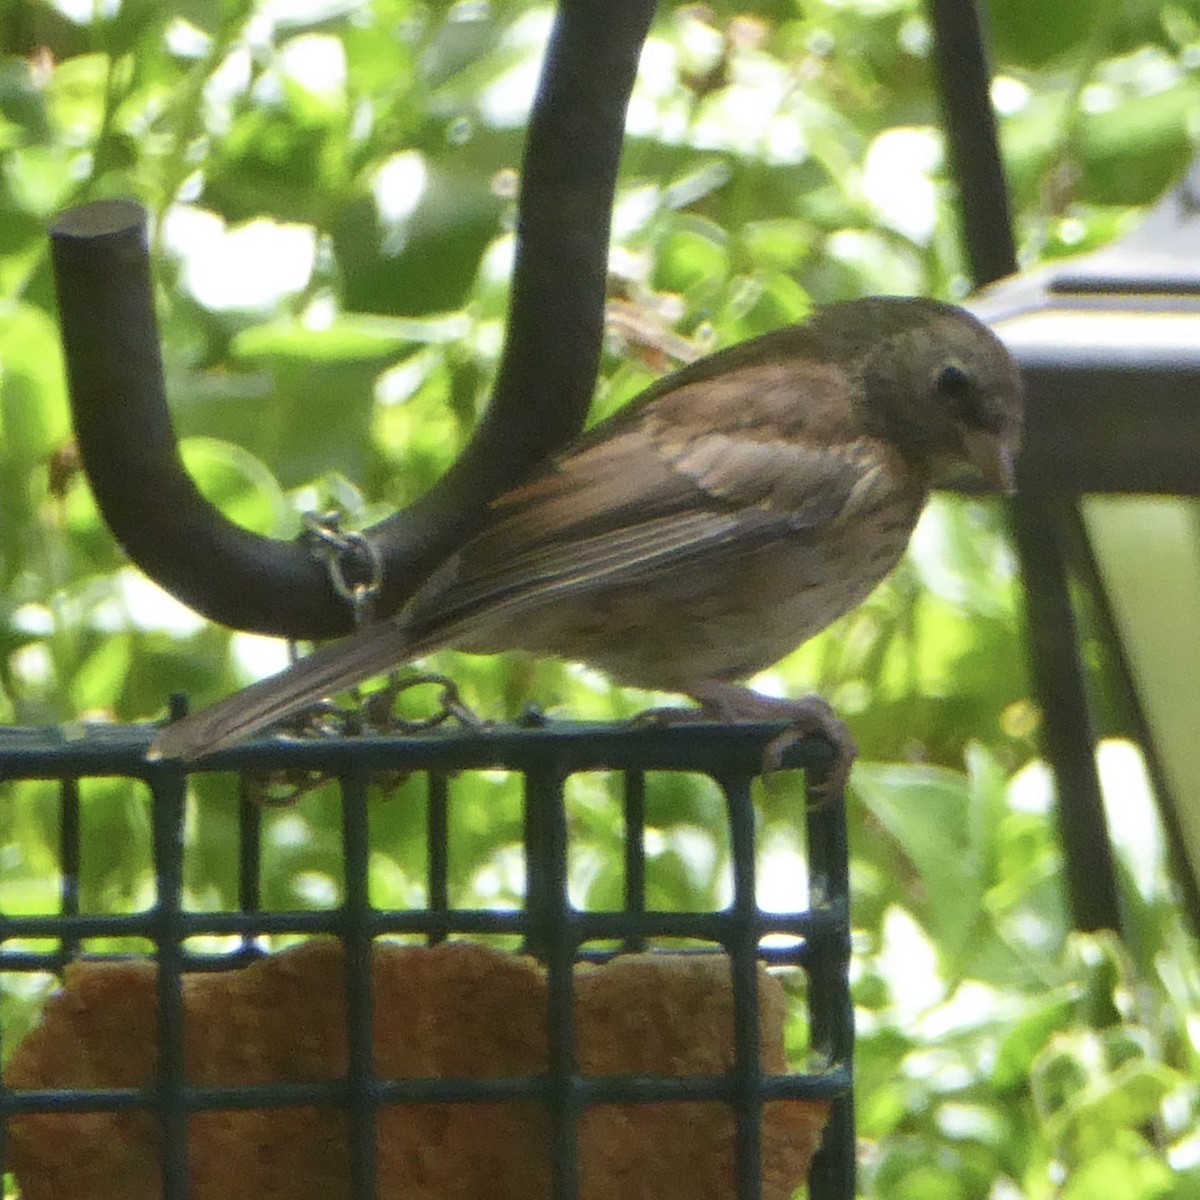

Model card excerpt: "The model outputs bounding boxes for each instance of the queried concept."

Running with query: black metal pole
[1010,491,1124,932]
[926,0,1018,285]
[370,0,658,587]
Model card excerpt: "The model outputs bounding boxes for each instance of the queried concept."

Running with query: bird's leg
[687,681,857,803]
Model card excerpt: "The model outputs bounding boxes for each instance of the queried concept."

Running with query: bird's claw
[689,683,856,806]
[633,685,855,804]
[761,702,857,807]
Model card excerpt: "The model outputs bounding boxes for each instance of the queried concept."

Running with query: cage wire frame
[0,721,854,1199]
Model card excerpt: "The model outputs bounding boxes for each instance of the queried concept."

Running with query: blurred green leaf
[1077,79,1200,204]
[179,436,290,535]
[989,0,1104,67]
[1059,1142,1174,1200]
[231,312,469,361]
[852,763,987,963]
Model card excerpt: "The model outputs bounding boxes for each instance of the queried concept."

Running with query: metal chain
[234,510,485,809]
[241,673,485,809]
[300,510,385,629]
[363,672,484,734]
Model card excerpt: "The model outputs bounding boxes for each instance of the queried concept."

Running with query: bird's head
[818,297,1024,496]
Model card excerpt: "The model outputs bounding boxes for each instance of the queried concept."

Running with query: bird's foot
[686,682,856,804]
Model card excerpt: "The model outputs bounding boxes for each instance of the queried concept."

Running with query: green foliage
[2,1,1200,1198]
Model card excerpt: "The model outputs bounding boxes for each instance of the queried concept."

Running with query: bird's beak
[930,431,1018,496]
[961,428,1018,496]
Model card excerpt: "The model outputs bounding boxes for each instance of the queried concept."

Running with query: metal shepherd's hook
[48,0,659,640]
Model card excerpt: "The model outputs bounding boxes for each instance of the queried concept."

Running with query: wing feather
[408,428,878,640]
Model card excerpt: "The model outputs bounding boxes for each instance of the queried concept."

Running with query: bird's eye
[935,362,974,404]
[935,362,1003,431]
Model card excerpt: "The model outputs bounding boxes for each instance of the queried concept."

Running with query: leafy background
[2,0,1200,1197]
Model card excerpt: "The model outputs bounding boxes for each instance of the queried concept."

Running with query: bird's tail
[146,617,426,763]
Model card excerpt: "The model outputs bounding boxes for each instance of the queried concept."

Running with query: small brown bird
[148,297,1023,783]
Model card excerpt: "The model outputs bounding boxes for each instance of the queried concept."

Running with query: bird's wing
[476,352,862,548]
[408,417,891,639]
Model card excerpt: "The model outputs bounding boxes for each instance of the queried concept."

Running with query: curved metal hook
[50,0,658,639]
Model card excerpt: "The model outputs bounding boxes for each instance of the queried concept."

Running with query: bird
[147,296,1023,790]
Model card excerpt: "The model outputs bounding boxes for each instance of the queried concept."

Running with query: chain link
[363,672,484,734]
[300,510,384,628]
